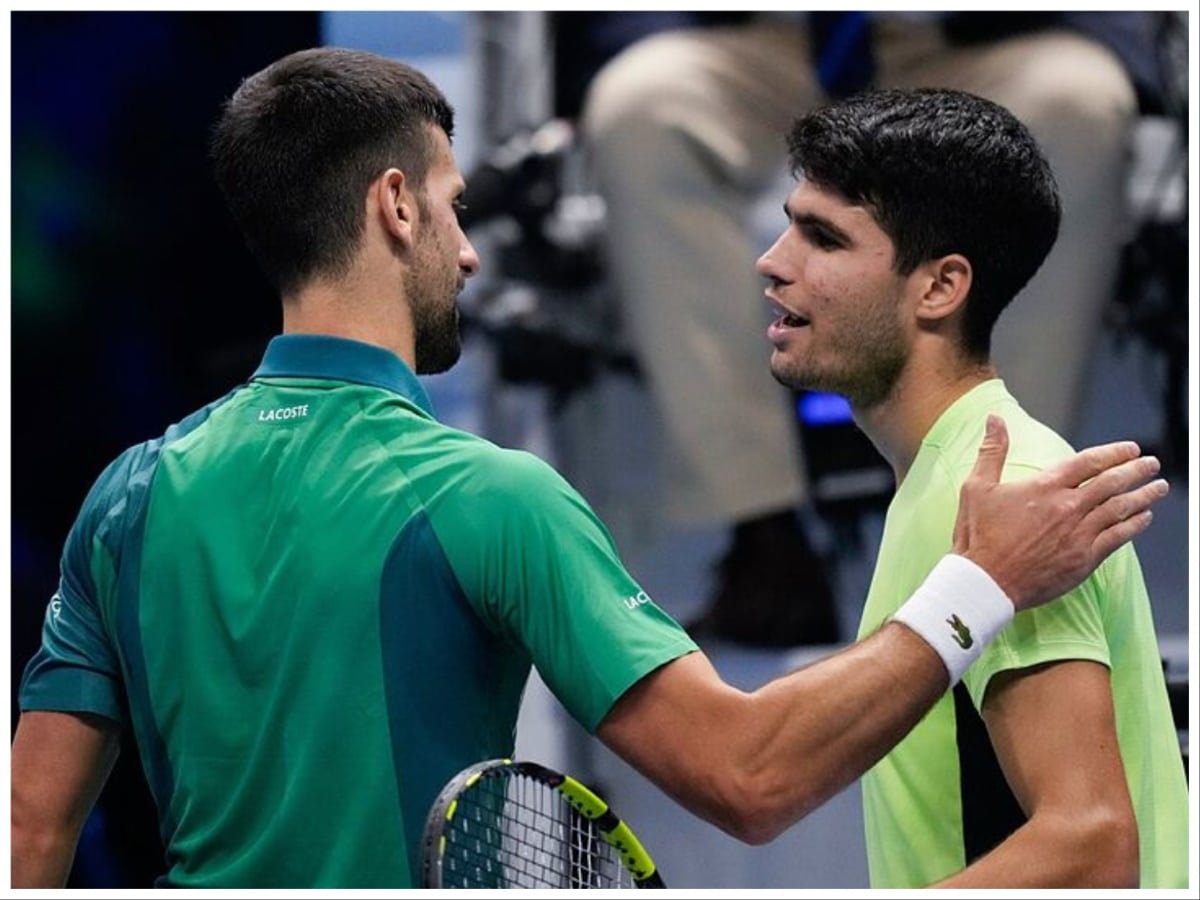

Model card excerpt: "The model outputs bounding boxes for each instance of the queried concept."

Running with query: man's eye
[803,225,841,249]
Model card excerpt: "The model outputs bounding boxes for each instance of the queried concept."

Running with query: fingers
[954,434,1168,612]
[1091,510,1155,563]
[966,415,1009,487]
[1076,454,1163,513]
[1086,476,1170,533]
[1081,470,1168,570]
[1048,440,1142,489]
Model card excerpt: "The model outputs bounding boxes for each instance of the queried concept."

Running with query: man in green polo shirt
[762,87,1187,887]
[11,49,1170,888]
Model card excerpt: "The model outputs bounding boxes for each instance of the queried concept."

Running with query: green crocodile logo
[946,614,973,650]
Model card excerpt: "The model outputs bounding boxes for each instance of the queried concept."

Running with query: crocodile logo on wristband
[946,614,973,650]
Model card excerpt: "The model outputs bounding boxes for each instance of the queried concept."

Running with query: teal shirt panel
[18,399,224,725]
[857,379,1187,888]
[18,335,698,888]
[135,378,425,887]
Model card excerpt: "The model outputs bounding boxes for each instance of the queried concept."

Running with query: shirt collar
[251,334,435,416]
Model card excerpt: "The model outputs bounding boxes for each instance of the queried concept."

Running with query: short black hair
[787,87,1061,359]
[210,47,455,296]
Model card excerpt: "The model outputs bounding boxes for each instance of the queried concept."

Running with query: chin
[415,340,462,376]
[769,358,806,392]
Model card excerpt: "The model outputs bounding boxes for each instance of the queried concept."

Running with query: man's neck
[854,353,995,484]
[281,277,416,370]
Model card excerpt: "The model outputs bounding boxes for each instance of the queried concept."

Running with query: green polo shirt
[857,379,1188,888]
[19,334,698,888]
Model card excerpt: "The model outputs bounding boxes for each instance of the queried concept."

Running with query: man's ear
[374,167,416,251]
[915,254,972,323]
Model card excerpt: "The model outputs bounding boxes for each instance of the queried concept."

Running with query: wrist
[891,554,1014,685]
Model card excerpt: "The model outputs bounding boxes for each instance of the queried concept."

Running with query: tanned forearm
[728,621,947,840]
[933,809,1139,888]
[600,622,947,844]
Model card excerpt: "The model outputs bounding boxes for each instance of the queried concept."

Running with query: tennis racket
[422,758,665,888]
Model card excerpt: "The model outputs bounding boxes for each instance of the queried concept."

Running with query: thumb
[969,414,1010,487]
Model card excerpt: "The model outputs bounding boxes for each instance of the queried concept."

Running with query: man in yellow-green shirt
[762,87,1187,887]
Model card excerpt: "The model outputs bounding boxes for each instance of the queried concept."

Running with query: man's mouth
[772,303,810,328]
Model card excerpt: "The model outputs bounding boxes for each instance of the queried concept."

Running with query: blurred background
[8,10,1192,888]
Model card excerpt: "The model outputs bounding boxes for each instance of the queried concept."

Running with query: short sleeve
[962,567,1110,710]
[19,458,131,724]
[431,448,698,732]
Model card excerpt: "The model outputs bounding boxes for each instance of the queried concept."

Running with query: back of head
[210,47,454,297]
[787,88,1061,359]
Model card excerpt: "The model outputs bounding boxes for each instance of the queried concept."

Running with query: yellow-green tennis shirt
[857,379,1187,887]
[19,334,698,888]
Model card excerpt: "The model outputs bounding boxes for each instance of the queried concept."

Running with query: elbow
[736,821,789,847]
[10,797,75,888]
[706,767,806,846]
[10,823,62,888]
[1090,810,1140,888]
[10,821,47,863]
[721,810,782,847]
[1060,804,1139,888]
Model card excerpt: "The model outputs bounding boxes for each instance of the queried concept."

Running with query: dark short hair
[210,47,455,296]
[786,88,1060,359]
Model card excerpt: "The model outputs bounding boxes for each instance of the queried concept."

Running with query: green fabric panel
[139,381,413,886]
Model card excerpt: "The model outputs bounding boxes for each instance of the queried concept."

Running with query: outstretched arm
[11,710,122,888]
[599,416,1166,843]
[599,624,946,843]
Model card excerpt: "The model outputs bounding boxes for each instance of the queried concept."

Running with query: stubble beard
[413,303,462,375]
[769,316,909,410]
[407,248,463,376]
[773,352,905,409]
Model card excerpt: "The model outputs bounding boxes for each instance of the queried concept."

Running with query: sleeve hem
[19,669,126,726]
[582,639,700,734]
[965,640,1109,709]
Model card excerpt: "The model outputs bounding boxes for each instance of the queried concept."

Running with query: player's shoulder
[1000,406,1075,463]
[458,436,572,499]
[82,390,243,524]
[944,404,1075,484]
[434,427,579,510]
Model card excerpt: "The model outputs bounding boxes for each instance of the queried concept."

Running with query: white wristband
[891,554,1014,686]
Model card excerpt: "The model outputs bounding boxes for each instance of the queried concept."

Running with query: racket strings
[441,771,632,888]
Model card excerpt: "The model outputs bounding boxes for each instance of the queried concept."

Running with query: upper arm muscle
[983,659,1128,816]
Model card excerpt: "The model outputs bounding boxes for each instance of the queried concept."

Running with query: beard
[412,296,462,375]
[769,305,908,409]
[407,243,463,376]
[771,347,905,408]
